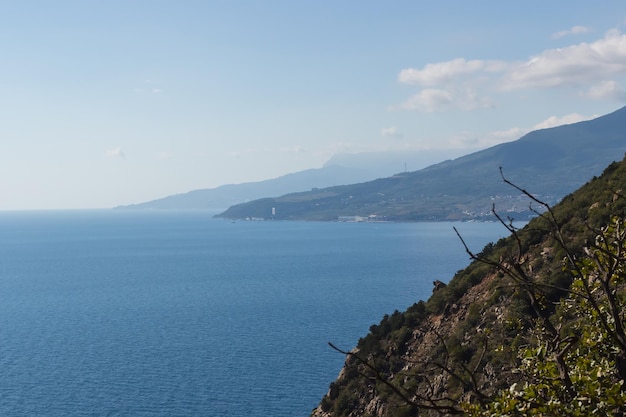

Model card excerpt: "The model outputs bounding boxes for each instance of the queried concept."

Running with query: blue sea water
[0,211,514,416]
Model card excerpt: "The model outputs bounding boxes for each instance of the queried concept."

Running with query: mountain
[310,153,626,416]
[115,150,457,211]
[115,165,374,211]
[217,106,626,221]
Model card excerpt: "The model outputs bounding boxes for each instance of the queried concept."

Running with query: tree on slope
[463,170,626,415]
[318,162,626,417]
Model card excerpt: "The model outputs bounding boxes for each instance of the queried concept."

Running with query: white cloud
[105,146,125,159]
[532,113,595,130]
[502,30,626,90]
[483,127,527,144]
[475,113,593,147]
[551,25,592,39]
[397,58,505,86]
[442,127,526,150]
[582,80,626,101]
[441,112,596,151]
[317,111,597,161]
[381,126,401,138]
[398,87,494,112]
[396,29,626,112]
[401,88,452,112]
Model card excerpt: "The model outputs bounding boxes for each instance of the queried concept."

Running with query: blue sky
[2,1,626,209]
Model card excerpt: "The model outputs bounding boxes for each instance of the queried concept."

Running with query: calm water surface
[0,211,515,416]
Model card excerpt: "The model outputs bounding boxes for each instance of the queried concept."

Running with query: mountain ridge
[114,150,459,211]
[217,106,626,221]
[114,164,375,211]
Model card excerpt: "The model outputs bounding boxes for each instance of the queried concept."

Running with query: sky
[3,1,626,210]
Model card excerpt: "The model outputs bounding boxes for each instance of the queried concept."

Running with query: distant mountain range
[115,150,463,211]
[216,106,626,221]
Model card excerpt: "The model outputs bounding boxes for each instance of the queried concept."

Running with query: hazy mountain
[217,106,626,221]
[115,150,458,211]
[115,164,384,211]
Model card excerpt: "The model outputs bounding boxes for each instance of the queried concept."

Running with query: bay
[0,211,514,416]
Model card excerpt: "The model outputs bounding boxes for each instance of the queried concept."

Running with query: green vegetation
[312,156,626,416]
[466,216,626,416]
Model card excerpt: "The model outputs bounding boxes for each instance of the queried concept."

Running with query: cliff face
[311,157,626,417]
[311,270,517,417]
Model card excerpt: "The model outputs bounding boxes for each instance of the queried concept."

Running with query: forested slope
[312,156,626,416]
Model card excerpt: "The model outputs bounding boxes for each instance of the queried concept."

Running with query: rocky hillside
[311,156,626,416]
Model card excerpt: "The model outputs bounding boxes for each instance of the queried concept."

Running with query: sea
[0,210,516,416]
